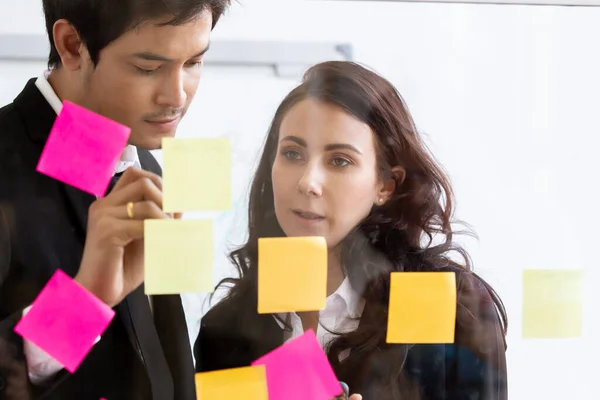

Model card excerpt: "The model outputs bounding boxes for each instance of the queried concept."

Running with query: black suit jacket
[0,79,196,400]
[195,268,508,400]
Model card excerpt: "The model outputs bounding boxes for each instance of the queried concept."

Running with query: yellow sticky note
[162,137,231,212]
[144,219,214,295]
[386,272,457,344]
[195,365,268,400]
[522,269,583,338]
[258,237,327,314]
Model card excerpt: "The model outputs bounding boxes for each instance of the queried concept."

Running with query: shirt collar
[35,71,140,173]
[330,276,365,319]
[35,71,62,114]
[273,276,365,330]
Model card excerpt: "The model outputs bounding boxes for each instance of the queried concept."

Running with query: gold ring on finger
[127,202,135,219]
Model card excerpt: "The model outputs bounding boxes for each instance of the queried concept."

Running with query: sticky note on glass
[36,100,131,197]
[386,272,457,344]
[195,365,268,400]
[257,237,327,314]
[162,137,231,212]
[144,219,214,294]
[251,329,342,400]
[522,269,583,338]
[14,269,115,373]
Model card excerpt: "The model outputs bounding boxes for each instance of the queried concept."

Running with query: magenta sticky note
[251,329,342,400]
[36,100,131,197]
[14,269,115,373]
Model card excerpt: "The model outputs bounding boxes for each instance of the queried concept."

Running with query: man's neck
[47,69,80,106]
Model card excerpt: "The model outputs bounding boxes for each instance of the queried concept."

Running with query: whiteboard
[348,0,600,6]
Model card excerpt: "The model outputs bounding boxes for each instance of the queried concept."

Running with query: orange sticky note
[258,237,327,314]
[195,365,268,400]
[144,219,214,295]
[522,269,583,338]
[386,272,456,344]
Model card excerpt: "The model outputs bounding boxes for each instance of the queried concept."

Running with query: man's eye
[136,67,157,75]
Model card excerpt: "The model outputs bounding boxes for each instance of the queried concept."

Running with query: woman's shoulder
[442,265,508,377]
[200,295,246,330]
[437,265,500,314]
[409,265,508,398]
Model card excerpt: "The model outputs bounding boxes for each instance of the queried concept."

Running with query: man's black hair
[43,0,231,68]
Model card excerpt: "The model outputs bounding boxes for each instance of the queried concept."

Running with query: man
[0,0,230,399]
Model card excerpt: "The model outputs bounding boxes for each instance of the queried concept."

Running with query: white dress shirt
[276,277,365,360]
[23,72,140,384]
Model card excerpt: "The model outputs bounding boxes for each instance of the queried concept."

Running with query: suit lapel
[241,308,284,364]
[153,295,196,399]
[121,285,174,399]
[138,149,196,397]
[116,150,185,398]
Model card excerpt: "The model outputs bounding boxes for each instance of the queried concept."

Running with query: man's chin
[130,129,177,150]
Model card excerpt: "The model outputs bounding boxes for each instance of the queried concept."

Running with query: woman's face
[271,98,388,248]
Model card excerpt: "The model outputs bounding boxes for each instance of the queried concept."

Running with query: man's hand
[74,167,171,307]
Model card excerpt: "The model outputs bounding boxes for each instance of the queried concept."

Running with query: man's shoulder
[0,78,46,149]
[0,93,27,129]
[0,100,22,129]
[0,101,27,160]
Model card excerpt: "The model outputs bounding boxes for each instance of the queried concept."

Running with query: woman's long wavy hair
[215,61,507,399]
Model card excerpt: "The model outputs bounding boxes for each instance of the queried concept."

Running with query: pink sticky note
[14,269,115,373]
[251,329,342,400]
[36,100,131,197]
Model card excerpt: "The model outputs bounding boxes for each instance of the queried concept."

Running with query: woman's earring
[378,198,384,204]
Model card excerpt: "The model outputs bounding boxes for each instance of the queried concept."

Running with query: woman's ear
[375,166,405,206]
[392,166,406,186]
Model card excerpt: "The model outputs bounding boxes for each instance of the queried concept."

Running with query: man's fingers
[105,176,163,209]
[110,200,171,221]
[111,167,163,193]
[94,218,145,246]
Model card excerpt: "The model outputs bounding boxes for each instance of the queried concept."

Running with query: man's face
[76,10,212,150]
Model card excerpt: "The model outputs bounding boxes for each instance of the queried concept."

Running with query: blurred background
[2,0,599,398]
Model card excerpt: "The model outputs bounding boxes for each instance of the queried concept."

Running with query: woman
[195,61,508,400]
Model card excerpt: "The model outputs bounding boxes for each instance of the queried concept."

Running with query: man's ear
[52,19,86,70]
[375,166,406,206]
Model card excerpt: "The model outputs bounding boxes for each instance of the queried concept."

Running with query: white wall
[2,1,600,398]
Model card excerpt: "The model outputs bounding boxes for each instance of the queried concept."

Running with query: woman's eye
[283,150,302,160]
[331,157,351,167]
[186,61,203,68]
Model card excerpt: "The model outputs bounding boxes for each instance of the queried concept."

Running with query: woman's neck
[297,248,345,333]
[327,248,345,296]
